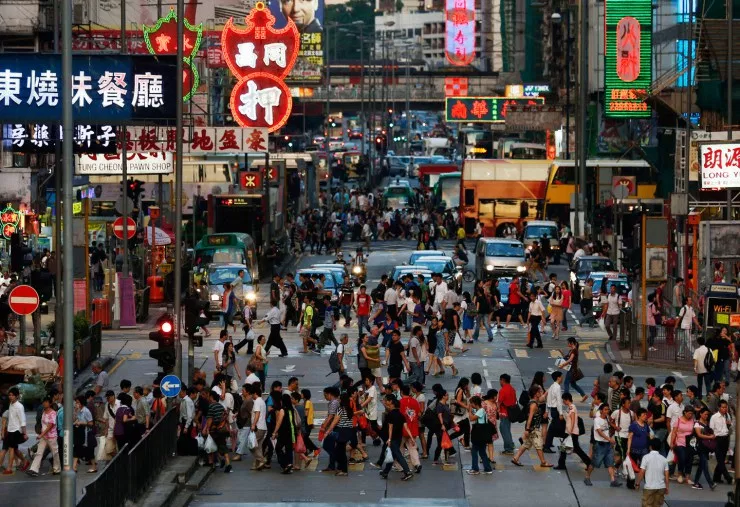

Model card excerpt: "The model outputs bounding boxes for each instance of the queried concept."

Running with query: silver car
[205,263,257,314]
[475,238,527,279]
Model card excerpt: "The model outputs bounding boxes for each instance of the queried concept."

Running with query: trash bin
[148,276,165,303]
[92,298,111,329]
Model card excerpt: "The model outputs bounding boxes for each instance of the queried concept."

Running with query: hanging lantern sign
[221,2,300,133]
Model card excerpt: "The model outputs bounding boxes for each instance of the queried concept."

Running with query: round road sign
[8,285,40,315]
[113,216,136,240]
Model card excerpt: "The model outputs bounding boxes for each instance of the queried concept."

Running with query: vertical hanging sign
[604,0,652,118]
[221,2,300,133]
[445,0,475,66]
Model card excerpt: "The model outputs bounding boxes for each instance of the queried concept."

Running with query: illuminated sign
[239,171,263,190]
[523,84,551,97]
[205,235,235,246]
[222,2,300,132]
[0,205,20,239]
[6,123,117,154]
[215,196,259,207]
[142,9,203,102]
[75,152,174,175]
[604,0,652,118]
[445,0,475,66]
[444,77,468,96]
[698,142,740,189]
[445,97,545,123]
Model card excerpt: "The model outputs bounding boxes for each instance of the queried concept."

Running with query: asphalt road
[1,237,729,506]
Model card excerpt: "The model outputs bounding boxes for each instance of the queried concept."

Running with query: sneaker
[224,465,232,474]
[466,470,480,475]
[401,472,413,481]
[379,472,388,479]
[26,470,39,477]
[368,462,381,469]
[2,469,13,475]
[691,483,703,490]
[610,480,623,488]
[583,478,593,486]
[710,482,717,490]
[414,465,422,474]
[484,470,493,475]
[501,450,514,456]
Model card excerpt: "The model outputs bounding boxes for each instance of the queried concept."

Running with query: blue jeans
[323,431,338,469]
[382,439,410,474]
[471,441,492,472]
[563,369,586,396]
[499,416,514,452]
[714,359,728,384]
[341,304,352,324]
[674,445,693,476]
[693,450,712,486]
[472,314,494,341]
[697,373,712,399]
[357,315,370,336]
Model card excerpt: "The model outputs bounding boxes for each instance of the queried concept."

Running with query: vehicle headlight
[210,294,220,301]
[352,265,362,274]
[570,273,576,283]
[486,265,494,272]
[246,292,257,302]
[516,266,526,273]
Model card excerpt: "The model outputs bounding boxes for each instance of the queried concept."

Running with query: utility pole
[60,0,76,503]
[121,0,129,277]
[325,23,332,197]
[727,0,734,221]
[404,45,411,155]
[174,0,185,379]
[574,0,588,238]
[53,0,62,357]
[360,33,365,159]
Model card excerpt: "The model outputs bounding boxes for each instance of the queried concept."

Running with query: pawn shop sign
[221,2,300,132]
[8,285,40,315]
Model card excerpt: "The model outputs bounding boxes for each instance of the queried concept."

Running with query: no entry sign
[8,285,40,315]
[113,216,137,240]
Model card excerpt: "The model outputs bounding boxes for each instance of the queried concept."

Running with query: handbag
[560,435,574,450]
[294,432,307,454]
[572,367,584,382]
[441,355,455,367]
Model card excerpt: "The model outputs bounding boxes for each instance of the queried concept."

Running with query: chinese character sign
[75,152,174,175]
[0,54,177,123]
[0,205,20,239]
[445,0,475,66]
[699,143,740,189]
[604,0,652,118]
[5,123,117,154]
[222,2,300,133]
[445,97,544,123]
[268,0,324,82]
[142,9,203,102]
[122,126,269,154]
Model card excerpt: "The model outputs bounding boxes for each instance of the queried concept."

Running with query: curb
[603,341,695,373]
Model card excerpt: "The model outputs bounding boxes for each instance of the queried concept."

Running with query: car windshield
[485,242,524,258]
[524,225,558,239]
[413,260,449,273]
[577,259,616,273]
[208,266,251,285]
[302,274,336,289]
[602,279,630,293]
[410,252,444,263]
[196,248,245,265]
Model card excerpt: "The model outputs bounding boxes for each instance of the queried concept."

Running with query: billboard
[445,97,545,123]
[698,142,740,189]
[445,0,475,66]
[604,0,652,118]
[75,152,174,175]
[0,54,178,124]
[3,124,117,154]
[268,0,324,83]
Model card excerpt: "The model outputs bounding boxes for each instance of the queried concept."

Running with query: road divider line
[483,369,490,379]
[482,359,487,367]
[108,357,127,376]
[486,380,493,389]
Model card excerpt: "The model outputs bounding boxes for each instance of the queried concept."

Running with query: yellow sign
[716,313,730,325]
[73,201,82,215]
[159,263,173,275]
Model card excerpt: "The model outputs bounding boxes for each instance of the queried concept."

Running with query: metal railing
[306,87,441,101]
[629,319,700,363]
[77,407,179,507]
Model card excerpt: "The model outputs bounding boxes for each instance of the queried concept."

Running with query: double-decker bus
[418,164,459,193]
[432,172,461,209]
[544,159,657,225]
[460,159,550,237]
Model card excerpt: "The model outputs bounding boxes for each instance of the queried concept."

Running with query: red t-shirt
[498,383,516,418]
[356,293,371,316]
[400,396,421,437]
[508,281,520,305]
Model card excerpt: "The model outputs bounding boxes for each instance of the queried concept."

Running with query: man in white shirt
[543,371,564,453]
[213,330,228,372]
[710,400,733,484]
[250,385,268,470]
[431,274,448,312]
[601,285,622,341]
[244,364,261,386]
[677,296,702,358]
[665,390,684,448]
[178,387,196,431]
[590,403,622,487]
[2,387,27,474]
[610,396,634,459]
[384,284,398,322]
[102,390,121,459]
[636,438,669,506]
[692,336,711,398]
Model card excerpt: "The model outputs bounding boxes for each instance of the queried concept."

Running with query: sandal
[511,459,523,467]
[540,462,554,468]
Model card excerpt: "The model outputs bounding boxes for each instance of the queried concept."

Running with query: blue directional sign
[160,374,182,398]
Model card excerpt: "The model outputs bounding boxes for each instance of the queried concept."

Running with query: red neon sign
[445,0,475,66]
[221,2,299,133]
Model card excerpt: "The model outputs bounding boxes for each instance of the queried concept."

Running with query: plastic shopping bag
[247,430,257,450]
[382,447,394,466]
[441,432,453,450]
[294,433,307,454]
[560,435,573,451]
[452,332,464,350]
[204,434,218,453]
[598,317,606,333]
[236,428,251,455]
[196,434,205,450]
[95,436,107,462]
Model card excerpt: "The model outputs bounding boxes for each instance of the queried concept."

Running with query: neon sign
[142,9,203,102]
[445,97,544,123]
[445,0,475,66]
[221,2,299,133]
[604,0,652,118]
[0,205,20,239]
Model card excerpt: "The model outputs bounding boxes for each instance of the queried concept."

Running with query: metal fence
[77,407,179,507]
[628,319,700,363]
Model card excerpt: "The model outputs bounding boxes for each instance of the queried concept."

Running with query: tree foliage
[325,0,375,62]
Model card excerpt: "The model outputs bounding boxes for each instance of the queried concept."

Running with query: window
[485,242,524,258]
[464,188,475,206]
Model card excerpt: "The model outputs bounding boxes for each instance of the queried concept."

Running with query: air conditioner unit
[73,0,89,24]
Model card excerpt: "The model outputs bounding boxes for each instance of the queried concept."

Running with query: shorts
[2,430,23,450]
[299,327,311,340]
[521,428,542,450]
[371,367,382,379]
[388,363,403,379]
[211,430,229,455]
[593,441,615,468]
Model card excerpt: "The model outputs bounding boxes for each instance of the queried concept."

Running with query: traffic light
[10,233,32,273]
[127,178,145,207]
[149,313,176,372]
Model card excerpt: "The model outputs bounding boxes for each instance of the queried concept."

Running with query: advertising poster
[268,0,324,83]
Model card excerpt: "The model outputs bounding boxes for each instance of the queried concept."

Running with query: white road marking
[483,369,490,378]
[615,363,623,372]
[486,380,493,389]
[569,310,580,325]
[482,359,487,367]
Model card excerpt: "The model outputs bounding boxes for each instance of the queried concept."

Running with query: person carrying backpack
[693,336,713,399]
